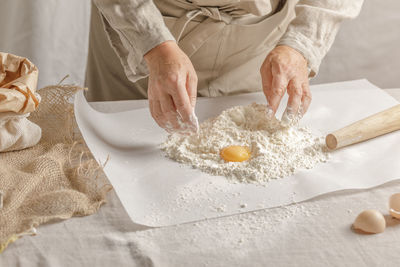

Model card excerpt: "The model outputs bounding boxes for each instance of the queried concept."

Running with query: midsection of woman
[86,0,363,133]
[85,0,293,101]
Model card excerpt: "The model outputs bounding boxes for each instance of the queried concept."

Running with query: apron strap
[170,7,233,58]
[171,9,202,42]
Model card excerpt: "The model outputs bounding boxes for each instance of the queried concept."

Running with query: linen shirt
[93,0,364,80]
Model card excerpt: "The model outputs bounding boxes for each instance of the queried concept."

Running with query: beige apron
[85,0,296,101]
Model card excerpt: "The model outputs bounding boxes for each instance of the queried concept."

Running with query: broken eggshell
[389,193,400,219]
[353,209,386,234]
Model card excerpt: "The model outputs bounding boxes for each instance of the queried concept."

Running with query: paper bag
[0,52,41,152]
[0,52,39,114]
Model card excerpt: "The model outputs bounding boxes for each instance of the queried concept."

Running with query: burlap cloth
[0,83,112,252]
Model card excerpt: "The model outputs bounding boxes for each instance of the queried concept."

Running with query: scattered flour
[161,103,329,184]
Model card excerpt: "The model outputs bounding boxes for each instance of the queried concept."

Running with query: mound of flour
[161,103,328,183]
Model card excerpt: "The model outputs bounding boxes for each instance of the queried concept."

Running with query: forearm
[278,0,364,77]
[93,0,175,81]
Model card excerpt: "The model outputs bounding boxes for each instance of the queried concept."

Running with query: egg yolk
[220,145,251,162]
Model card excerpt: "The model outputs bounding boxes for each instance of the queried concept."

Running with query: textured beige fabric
[164,0,294,97]
[87,0,363,96]
[91,0,283,85]
[278,0,364,76]
[92,0,175,85]
[0,112,41,152]
[85,1,151,102]
[1,89,399,266]
[0,84,111,253]
[85,0,291,101]
[86,0,363,102]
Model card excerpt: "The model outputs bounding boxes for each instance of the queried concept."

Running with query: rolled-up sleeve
[278,0,364,77]
[93,0,175,82]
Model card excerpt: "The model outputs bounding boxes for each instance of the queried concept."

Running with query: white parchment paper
[75,80,400,226]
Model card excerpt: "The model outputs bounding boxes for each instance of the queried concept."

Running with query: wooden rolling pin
[326,104,400,150]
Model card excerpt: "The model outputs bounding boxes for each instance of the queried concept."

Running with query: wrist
[276,45,307,63]
[144,40,177,64]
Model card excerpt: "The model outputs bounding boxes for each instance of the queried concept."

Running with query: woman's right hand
[144,41,198,133]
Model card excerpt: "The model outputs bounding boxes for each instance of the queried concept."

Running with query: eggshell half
[353,209,386,234]
[389,193,400,219]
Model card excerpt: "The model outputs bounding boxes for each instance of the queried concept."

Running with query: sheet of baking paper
[75,80,400,227]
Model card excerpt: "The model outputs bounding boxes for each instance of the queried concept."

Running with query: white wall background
[0,0,91,88]
[311,0,400,89]
[0,0,399,90]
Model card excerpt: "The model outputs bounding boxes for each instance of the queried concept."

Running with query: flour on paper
[161,103,329,183]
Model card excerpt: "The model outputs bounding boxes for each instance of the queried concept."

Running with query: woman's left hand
[260,45,311,116]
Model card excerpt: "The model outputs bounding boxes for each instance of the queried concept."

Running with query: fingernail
[266,105,274,119]
[164,122,174,133]
[189,110,199,133]
[281,107,294,127]
[286,106,294,115]
[281,106,303,127]
[298,105,305,116]
[172,115,197,135]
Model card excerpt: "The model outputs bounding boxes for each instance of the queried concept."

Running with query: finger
[159,92,181,131]
[170,80,193,124]
[260,63,275,119]
[187,72,198,109]
[260,63,273,102]
[149,99,167,129]
[301,81,312,114]
[186,72,199,132]
[268,71,288,114]
[286,79,303,115]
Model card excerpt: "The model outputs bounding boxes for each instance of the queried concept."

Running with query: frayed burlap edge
[0,80,112,253]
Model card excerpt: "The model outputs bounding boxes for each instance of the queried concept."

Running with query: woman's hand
[144,41,198,133]
[260,45,311,117]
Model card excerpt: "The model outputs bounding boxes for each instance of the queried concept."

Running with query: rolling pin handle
[325,134,337,150]
[325,104,400,150]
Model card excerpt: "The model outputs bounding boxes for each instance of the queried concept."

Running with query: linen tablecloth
[1,88,400,267]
